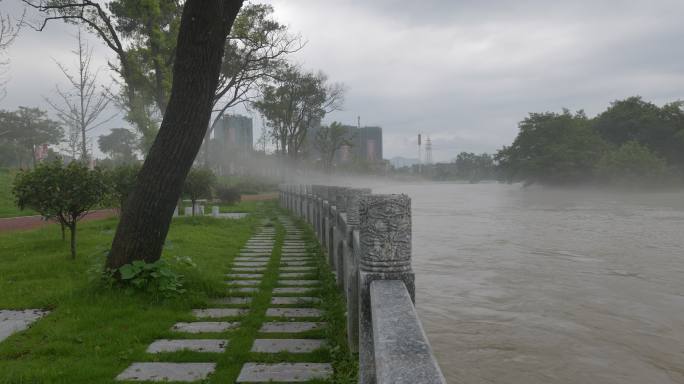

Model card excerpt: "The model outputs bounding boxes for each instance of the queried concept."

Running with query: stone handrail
[279,184,447,384]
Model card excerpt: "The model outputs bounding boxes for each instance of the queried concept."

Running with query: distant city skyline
[3,0,684,162]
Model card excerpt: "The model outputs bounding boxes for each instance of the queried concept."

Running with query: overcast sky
[2,0,684,161]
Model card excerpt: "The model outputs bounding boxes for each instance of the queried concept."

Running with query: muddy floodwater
[372,182,684,384]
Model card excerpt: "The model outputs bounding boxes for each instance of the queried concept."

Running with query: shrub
[104,163,141,214]
[13,159,109,258]
[215,185,241,205]
[596,141,668,186]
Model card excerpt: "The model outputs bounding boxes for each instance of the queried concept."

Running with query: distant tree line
[496,96,684,187]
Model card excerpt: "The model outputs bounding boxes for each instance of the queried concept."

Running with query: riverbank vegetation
[496,96,684,187]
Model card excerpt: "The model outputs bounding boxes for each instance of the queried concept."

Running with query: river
[372,182,684,384]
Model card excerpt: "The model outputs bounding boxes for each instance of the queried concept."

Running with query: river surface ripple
[372,183,684,384]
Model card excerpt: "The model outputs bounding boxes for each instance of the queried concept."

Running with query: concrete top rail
[371,280,446,384]
[278,183,446,384]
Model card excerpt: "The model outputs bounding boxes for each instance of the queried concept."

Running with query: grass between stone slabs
[0,201,265,383]
[289,213,359,384]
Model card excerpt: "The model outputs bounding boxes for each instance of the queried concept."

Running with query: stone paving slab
[0,309,49,343]
[225,280,261,287]
[192,308,248,318]
[172,322,240,333]
[238,253,272,257]
[259,321,326,333]
[266,308,323,318]
[229,287,259,294]
[235,257,270,262]
[210,297,252,305]
[279,257,312,262]
[237,362,332,382]
[231,267,267,272]
[226,273,263,279]
[242,248,273,252]
[270,297,321,305]
[281,252,311,256]
[147,339,228,353]
[279,272,313,278]
[234,262,269,267]
[278,280,320,286]
[280,266,316,272]
[116,362,216,382]
[272,287,316,294]
[251,338,325,353]
[280,261,311,266]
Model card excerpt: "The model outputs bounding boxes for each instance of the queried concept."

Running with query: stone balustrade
[279,184,446,384]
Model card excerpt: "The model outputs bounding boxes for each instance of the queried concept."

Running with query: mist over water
[368,182,684,384]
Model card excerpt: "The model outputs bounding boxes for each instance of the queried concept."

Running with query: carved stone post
[343,187,372,352]
[332,187,350,288]
[285,184,290,211]
[296,184,303,217]
[358,194,414,384]
[321,199,330,251]
[305,184,312,225]
[311,185,320,236]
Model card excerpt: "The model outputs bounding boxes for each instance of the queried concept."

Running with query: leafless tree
[45,29,115,161]
[0,3,22,101]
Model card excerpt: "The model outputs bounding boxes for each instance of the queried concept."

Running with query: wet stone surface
[172,321,239,333]
[192,308,247,318]
[0,309,49,343]
[116,362,216,382]
[270,297,321,305]
[146,339,228,353]
[266,308,323,318]
[237,363,332,383]
[259,321,326,333]
[251,338,325,353]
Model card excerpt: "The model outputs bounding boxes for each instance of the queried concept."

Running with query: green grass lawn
[0,200,356,383]
[0,204,261,383]
[0,168,36,218]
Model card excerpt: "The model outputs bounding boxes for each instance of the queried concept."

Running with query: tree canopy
[0,107,63,168]
[253,65,344,158]
[496,97,684,186]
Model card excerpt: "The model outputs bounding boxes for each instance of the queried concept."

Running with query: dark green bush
[215,185,241,205]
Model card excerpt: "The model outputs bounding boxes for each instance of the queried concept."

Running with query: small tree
[313,121,353,171]
[13,159,109,258]
[182,168,216,216]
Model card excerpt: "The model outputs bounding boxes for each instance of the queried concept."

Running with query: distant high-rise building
[207,114,253,175]
[212,114,253,152]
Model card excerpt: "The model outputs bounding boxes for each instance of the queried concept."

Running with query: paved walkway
[0,209,116,233]
[116,216,333,382]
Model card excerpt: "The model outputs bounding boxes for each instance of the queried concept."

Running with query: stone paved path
[115,216,333,382]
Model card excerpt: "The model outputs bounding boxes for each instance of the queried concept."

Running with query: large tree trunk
[106,0,244,271]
